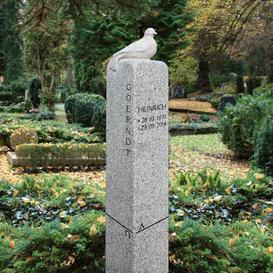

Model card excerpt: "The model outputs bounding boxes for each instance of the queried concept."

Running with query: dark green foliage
[169,122,218,134]
[71,11,138,94]
[0,105,25,113]
[8,78,27,95]
[0,117,104,145]
[219,84,273,174]
[253,119,273,176]
[0,172,272,273]
[218,95,273,158]
[170,219,272,273]
[29,78,41,108]
[252,77,262,89]
[0,79,27,106]
[0,175,106,272]
[169,170,273,272]
[247,75,254,95]
[65,93,106,132]
[143,0,193,64]
[210,97,221,110]
[236,74,244,94]
[35,111,55,121]
[0,213,105,273]
[14,143,106,168]
[0,0,24,83]
[0,175,105,226]
[170,170,273,224]
[200,114,211,122]
[71,0,192,94]
[209,73,234,88]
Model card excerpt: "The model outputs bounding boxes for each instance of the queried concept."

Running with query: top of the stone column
[107,59,168,73]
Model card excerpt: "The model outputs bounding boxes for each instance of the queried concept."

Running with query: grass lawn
[54,103,67,121]
[170,134,250,181]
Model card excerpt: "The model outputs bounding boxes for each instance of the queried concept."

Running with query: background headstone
[220,95,236,111]
[106,59,169,273]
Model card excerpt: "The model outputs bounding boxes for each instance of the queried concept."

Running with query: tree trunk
[197,57,212,94]
[66,63,72,85]
[247,75,253,95]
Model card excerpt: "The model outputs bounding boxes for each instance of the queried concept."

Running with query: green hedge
[0,118,104,146]
[253,119,273,176]
[15,143,106,167]
[65,93,106,132]
[169,123,218,135]
[218,83,273,174]
[218,95,273,159]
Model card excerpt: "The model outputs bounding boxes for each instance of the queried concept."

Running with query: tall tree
[0,0,24,83]
[22,0,70,110]
[231,1,273,83]
[71,0,193,94]
[187,0,264,93]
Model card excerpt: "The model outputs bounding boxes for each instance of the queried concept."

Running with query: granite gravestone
[106,42,169,272]
[220,95,236,111]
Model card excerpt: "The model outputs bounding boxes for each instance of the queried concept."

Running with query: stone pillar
[106,59,169,273]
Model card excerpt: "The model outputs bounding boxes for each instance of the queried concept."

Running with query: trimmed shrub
[10,128,38,150]
[65,93,106,132]
[29,78,41,108]
[169,123,218,135]
[253,118,273,176]
[218,95,273,158]
[14,143,106,167]
[0,118,104,145]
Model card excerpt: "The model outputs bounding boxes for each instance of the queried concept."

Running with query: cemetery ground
[0,113,272,272]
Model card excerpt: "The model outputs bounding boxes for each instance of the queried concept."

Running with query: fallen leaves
[169,134,250,181]
[89,224,97,236]
[268,246,273,253]
[169,99,217,113]
[9,240,15,249]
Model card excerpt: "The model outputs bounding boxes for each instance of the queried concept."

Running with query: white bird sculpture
[108,28,157,72]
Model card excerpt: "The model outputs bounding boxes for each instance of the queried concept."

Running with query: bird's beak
[154,30,158,35]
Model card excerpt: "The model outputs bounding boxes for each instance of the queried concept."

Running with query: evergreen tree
[0,0,24,83]
[71,0,193,94]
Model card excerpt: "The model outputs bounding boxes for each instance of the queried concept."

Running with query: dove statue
[108,28,157,72]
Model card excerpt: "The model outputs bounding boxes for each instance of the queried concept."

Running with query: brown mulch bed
[169,99,216,114]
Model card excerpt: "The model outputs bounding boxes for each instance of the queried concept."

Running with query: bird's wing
[117,38,151,54]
